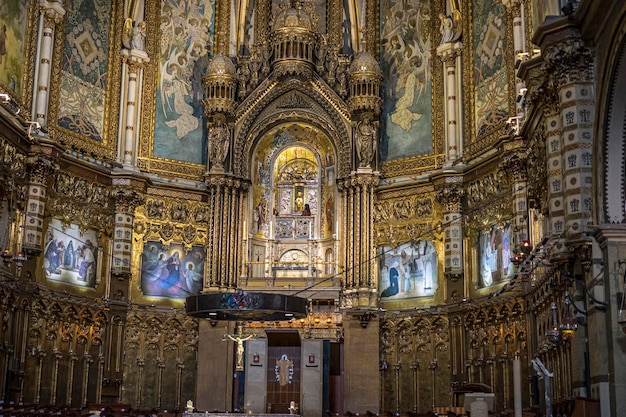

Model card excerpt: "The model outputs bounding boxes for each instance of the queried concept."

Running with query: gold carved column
[205,176,248,289]
[338,173,379,309]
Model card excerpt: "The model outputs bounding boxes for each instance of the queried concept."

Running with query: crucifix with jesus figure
[224,322,256,371]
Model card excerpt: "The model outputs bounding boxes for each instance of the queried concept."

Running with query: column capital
[501,0,522,16]
[593,224,626,249]
[27,155,58,185]
[566,238,593,272]
[436,42,462,64]
[435,184,464,212]
[543,38,594,86]
[40,1,66,27]
[121,49,150,68]
[338,172,380,191]
[204,174,249,191]
[500,142,529,183]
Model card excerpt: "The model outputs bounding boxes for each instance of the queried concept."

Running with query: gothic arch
[233,76,353,179]
[598,13,626,223]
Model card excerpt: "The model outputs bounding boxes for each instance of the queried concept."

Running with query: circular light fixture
[186,290,308,321]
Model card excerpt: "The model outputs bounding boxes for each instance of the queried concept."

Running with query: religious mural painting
[57,0,112,142]
[378,240,438,301]
[473,0,509,136]
[153,0,214,165]
[477,222,514,288]
[140,241,205,298]
[0,1,28,97]
[43,219,100,288]
[380,0,433,160]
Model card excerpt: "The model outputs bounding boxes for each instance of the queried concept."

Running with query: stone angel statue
[439,0,462,44]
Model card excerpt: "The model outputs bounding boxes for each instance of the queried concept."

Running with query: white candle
[269,220,273,238]
[309,221,312,238]
[513,357,522,417]
[243,220,247,237]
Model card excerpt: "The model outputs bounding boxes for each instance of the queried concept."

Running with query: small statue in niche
[122,19,146,51]
[131,21,147,51]
[438,7,462,44]
[355,114,378,168]
[207,120,230,170]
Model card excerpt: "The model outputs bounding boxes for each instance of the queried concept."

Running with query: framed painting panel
[140,241,205,298]
[43,219,100,289]
[378,240,438,303]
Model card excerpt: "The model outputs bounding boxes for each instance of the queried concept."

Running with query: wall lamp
[546,302,561,343]
[560,291,577,340]
[355,312,376,328]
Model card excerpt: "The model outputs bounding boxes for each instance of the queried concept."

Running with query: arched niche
[232,78,352,179]
[249,123,337,241]
[243,122,339,287]
[599,18,626,223]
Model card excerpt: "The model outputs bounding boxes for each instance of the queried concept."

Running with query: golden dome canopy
[349,50,382,76]
[206,54,238,79]
[273,2,314,32]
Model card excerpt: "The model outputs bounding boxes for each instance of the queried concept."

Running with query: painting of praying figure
[378,240,438,304]
[43,219,100,289]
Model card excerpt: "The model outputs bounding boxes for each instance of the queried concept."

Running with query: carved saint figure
[131,21,146,51]
[208,121,230,169]
[439,13,455,44]
[355,115,378,168]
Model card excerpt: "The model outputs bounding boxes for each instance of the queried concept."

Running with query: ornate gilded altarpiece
[463,166,514,294]
[374,186,445,308]
[47,0,123,161]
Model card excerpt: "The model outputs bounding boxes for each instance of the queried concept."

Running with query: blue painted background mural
[0,1,28,97]
[380,0,433,161]
[154,0,214,165]
[473,0,509,136]
[58,0,112,141]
